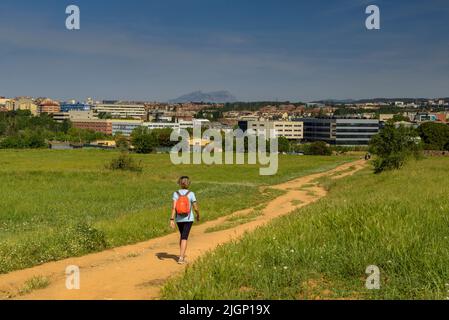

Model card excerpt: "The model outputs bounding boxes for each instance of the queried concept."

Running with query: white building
[93,104,146,119]
[247,120,304,140]
[53,110,97,123]
[111,119,144,136]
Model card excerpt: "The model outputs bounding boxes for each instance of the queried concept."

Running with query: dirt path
[0,160,366,300]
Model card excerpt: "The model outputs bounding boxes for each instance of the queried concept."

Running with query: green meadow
[0,149,355,273]
[163,158,449,300]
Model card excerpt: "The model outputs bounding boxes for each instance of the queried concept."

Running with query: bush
[304,141,332,156]
[114,133,130,151]
[67,223,108,253]
[0,130,46,149]
[107,152,143,172]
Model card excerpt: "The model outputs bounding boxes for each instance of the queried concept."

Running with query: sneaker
[178,257,186,265]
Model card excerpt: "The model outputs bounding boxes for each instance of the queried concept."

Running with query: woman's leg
[180,239,188,259]
[177,222,193,260]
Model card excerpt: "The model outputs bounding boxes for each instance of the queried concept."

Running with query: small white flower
[284,266,288,270]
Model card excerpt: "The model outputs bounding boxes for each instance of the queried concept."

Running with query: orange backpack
[175,191,191,216]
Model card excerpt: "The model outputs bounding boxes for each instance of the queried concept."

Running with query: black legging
[177,222,193,240]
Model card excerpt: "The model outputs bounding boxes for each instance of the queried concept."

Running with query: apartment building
[14,98,39,116]
[0,98,14,111]
[72,119,113,135]
[93,104,146,119]
[60,102,91,113]
[53,110,97,123]
[298,118,379,146]
[244,120,304,140]
[144,122,180,131]
[39,99,60,114]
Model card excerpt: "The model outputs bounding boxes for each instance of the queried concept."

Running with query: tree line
[0,110,109,149]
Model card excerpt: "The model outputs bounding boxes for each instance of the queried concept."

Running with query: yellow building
[14,98,38,116]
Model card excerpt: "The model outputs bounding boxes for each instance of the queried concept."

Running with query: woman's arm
[170,200,177,228]
[193,202,200,222]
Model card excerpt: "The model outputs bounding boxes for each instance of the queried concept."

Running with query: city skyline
[1,0,448,102]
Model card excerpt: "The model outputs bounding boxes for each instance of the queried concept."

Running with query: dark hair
[178,176,191,189]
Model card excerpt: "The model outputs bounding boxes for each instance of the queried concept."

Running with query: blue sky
[0,0,448,102]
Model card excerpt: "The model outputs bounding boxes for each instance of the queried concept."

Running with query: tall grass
[0,149,354,273]
[162,158,449,300]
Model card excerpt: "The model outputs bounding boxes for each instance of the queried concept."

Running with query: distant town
[1,94,448,150]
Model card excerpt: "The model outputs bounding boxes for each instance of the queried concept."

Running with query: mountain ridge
[169,90,238,103]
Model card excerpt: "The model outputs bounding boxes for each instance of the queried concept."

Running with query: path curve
[0,159,366,300]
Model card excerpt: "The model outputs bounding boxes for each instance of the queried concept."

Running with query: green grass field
[0,149,355,274]
[162,158,449,300]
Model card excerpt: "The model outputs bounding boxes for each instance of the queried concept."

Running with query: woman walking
[170,176,200,264]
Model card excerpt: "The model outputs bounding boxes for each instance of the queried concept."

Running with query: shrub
[19,276,50,295]
[67,222,108,253]
[277,136,291,153]
[114,133,130,151]
[304,141,332,156]
[107,152,143,172]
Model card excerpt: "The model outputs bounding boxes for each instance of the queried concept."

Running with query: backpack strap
[185,191,192,220]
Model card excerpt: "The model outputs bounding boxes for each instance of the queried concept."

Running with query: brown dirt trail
[0,160,366,300]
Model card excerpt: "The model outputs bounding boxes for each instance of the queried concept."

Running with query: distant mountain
[312,97,448,104]
[169,91,238,103]
[312,99,356,104]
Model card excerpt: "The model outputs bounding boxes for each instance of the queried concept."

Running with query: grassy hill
[163,158,449,300]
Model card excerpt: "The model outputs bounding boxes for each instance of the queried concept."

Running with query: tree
[369,123,421,173]
[277,136,291,153]
[304,141,332,156]
[114,133,130,151]
[391,114,410,122]
[417,122,449,151]
[131,127,157,154]
[153,128,177,148]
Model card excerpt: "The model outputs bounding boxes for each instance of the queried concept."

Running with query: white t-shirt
[173,189,197,223]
